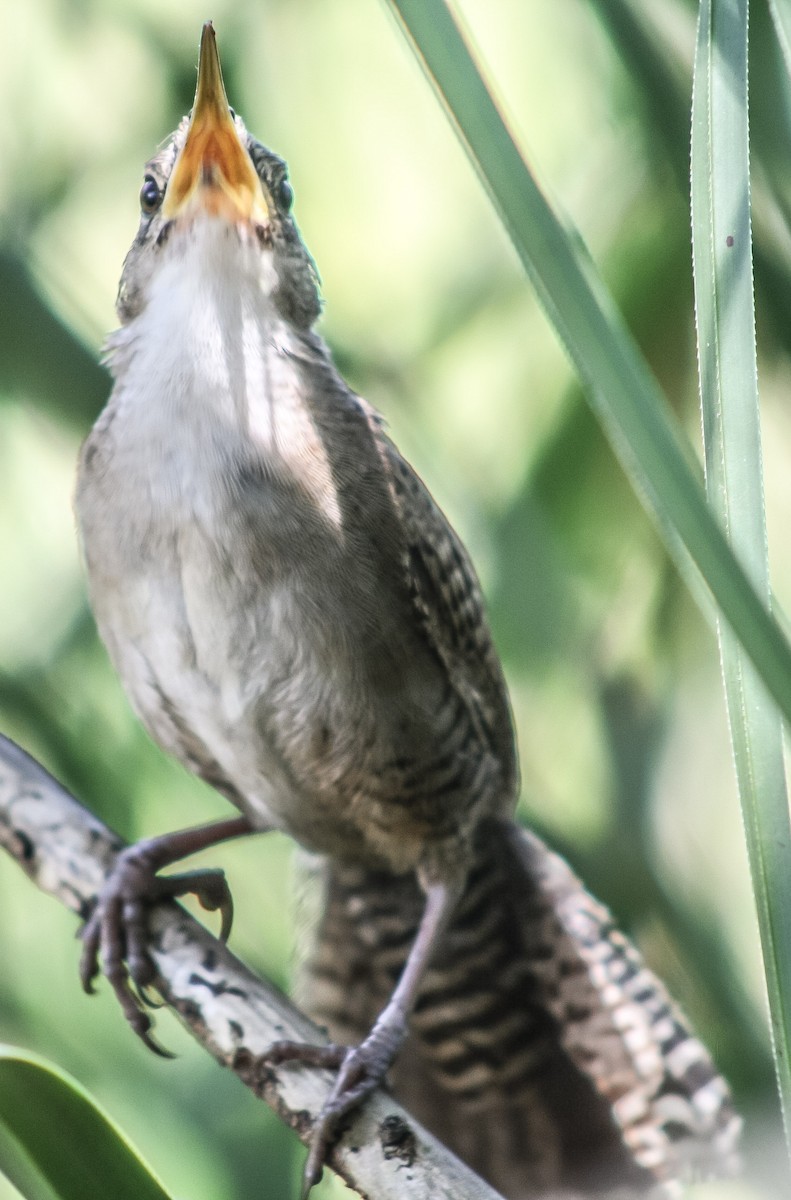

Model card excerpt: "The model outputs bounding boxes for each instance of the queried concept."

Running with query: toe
[266,1040,347,1069]
[78,915,101,994]
[300,1144,325,1199]
[123,896,158,988]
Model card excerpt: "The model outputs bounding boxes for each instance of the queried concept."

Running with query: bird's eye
[139,175,162,215]
[276,178,294,212]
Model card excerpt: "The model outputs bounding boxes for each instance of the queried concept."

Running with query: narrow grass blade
[691,0,791,1160]
[0,1047,173,1200]
[383,0,791,722]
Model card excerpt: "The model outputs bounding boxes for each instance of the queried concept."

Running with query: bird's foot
[79,838,233,1055]
[267,1015,408,1197]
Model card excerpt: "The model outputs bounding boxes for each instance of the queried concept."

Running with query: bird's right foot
[79,836,234,1054]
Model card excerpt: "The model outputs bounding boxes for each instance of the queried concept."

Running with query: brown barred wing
[372,427,518,812]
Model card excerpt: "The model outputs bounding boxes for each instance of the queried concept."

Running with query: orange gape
[163,25,268,225]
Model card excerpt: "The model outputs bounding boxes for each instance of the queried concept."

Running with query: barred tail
[294,818,740,1198]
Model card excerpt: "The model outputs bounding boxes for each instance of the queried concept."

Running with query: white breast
[103,217,342,530]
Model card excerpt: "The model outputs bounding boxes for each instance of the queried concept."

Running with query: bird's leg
[80,814,257,1052]
[268,873,463,1197]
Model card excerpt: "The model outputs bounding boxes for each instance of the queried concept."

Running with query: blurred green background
[1,0,789,1196]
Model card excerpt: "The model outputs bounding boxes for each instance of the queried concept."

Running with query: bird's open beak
[162,23,269,225]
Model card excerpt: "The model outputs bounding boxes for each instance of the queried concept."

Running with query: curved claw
[79,837,239,1053]
[218,896,233,943]
[301,1151,324,1200]
[78,913,102,995]
[300,1043,390,1196]
[135,980,166,1010]
[263,1040,364,1195]
[163,867,234,943]
[195,873,233,943]
[143,1032,177,1060]
[266,1028,407,1197]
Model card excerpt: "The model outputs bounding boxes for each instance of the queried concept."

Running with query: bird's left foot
[266,1016,407,1197]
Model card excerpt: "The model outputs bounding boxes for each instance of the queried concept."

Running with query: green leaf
[383,1,791,723]
[0,1047,173,1200]
[691,0,791,1164]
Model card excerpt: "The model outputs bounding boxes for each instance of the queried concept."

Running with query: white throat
[112,216,280,415]
[103,215,340,528]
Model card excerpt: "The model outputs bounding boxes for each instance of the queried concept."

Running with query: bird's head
[116,22,320,330]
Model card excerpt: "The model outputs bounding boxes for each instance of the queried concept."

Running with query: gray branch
[0,733,503,1200]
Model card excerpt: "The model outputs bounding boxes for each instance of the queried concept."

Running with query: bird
[74,21,740,1199]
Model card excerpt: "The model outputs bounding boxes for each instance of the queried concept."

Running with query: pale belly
[79,501,456,872]
[93,558,304,820]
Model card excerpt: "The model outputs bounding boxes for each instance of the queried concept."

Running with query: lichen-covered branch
[0,733,503,1200]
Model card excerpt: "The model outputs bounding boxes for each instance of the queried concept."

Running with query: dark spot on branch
[379,1113,417,1165]
[232,1049,279,1097]
[12,828,34,861]
[175,997,202,1023]
[294,1108,313,1136]
[726,235,734,247]
[188,972,246,998]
